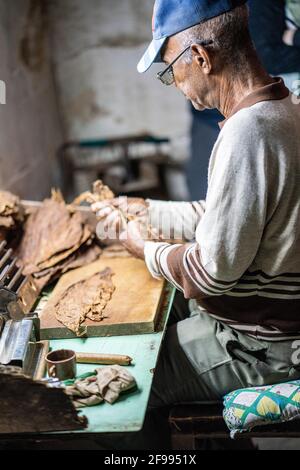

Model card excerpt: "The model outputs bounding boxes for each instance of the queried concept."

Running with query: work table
[0,283,174,440]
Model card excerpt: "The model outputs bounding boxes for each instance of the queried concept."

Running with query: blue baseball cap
[137,0,248,73]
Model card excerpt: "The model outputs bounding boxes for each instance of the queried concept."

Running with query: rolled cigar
[76,352,132,366]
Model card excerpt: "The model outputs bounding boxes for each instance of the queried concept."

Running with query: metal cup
[46,349,76,381]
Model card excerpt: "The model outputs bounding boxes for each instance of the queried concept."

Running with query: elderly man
[94,0,300,447]
[188,0,300,201]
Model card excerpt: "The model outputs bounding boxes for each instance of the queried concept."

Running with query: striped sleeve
[147,199,205,241]
[144,241,238,298]
[145,111,270,299]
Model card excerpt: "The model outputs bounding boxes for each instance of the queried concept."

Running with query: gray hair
[177,4,255,72]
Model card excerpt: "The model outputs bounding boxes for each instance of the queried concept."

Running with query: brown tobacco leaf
[16,189,102,290]
[55,267,115,336]
[0,215,15,228]
[32,243,102,294]
[0,190,24,230]
[61,243,102,274]
[71,180,115,206]
[17,199,90,276]
[33,243,101,279]
[92,180,114,200]
[51,188,65,203]
[37,222,92,271]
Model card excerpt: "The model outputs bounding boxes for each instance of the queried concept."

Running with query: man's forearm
[144,241,237,298]
[147,199,205,242]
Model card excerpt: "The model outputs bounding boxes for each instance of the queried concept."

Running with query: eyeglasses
[157,40,213,86]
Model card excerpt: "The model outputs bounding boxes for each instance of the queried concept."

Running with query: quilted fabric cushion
[223,381,300,438]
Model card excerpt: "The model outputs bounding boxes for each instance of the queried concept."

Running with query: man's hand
[92,196,148,218]
[92,197,148,235]
[92,197,148,241]
[119,220,146,260]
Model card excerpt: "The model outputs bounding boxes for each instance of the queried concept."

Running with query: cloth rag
[64,365,137,408]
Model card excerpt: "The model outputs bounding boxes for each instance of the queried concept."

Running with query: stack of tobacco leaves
[0,191,25,241]
[16,192,101,291]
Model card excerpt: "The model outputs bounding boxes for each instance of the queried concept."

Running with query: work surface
[38,283,175,435]
[39,257,166,339]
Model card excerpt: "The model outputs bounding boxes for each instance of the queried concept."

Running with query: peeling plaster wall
[49,0,190,162]
[0,0,63,199]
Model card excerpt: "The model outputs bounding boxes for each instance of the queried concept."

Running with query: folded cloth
[64,365,137,408]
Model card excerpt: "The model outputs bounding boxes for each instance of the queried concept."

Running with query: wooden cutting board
[39,257,166,339]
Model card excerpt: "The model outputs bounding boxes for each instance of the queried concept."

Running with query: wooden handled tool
[76,352,132,366]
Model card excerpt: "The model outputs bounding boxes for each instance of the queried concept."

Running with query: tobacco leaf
[36,222,92,271]
[34,242,102,279]
[0,215,15,228]
[54,268,115,336]
[71,180,114,206]
[17,199,88,275]
[0,190,24,229]
[30,243,102,293]
[61,243,102,273]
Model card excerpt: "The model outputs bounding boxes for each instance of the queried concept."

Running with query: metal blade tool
[0,241,48,377]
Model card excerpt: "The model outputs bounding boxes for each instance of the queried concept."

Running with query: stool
[169,404,300,449]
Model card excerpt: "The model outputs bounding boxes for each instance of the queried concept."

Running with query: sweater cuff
[144,241,169,280]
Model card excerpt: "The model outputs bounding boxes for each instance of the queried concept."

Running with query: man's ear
[190,44,212,74]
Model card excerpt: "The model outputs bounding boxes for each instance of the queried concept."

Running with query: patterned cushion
[223,381,300,438]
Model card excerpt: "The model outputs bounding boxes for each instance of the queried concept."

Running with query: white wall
[0,0,63,199]
[49,0,190,162]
